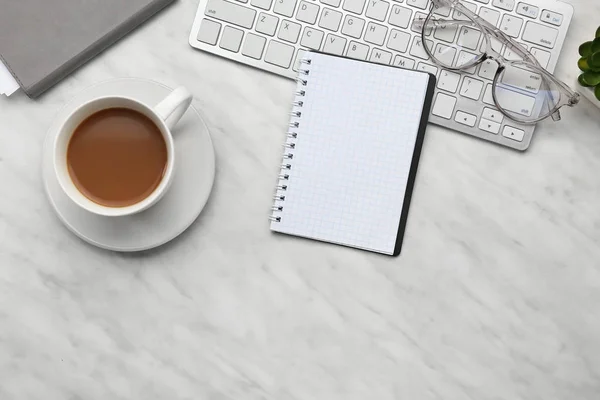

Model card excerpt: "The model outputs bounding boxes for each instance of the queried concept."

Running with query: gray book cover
[0,0,175,98]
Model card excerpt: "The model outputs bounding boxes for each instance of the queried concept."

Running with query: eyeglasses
[415,0,579,124]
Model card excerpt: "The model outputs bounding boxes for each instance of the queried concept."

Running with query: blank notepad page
[271,52,432,255]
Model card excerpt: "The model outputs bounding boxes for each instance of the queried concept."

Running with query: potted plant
[577,27,600,106]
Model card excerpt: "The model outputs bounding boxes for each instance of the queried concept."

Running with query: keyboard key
[453,1,477,20]
[393,55,415,69]
[530,47,550,69]
[437,70,460,93]
[366,0,390,21]
[242,33,267,58]
[256,12,279,36]
[323,33,347,54]
[364,22,388,46]
[343,0,367,14]
[482,107,503,123]
[457,26,481,50]
[319,8,343,31]
[265,40,295,67]
[480,36,503,53]
[278,20,302,43]
[474,0,489,3]
[389,5,412,28]
[491,0,514,11]
[341,15,365,38]
[460,76,483,100]
[433,25,457,43]
[499,15,523,38]
[251,0,273,9]
[457,50,478,73]
[541,10,562,26]
[432,3,451,17]
[417,62,438,76]
[482,83,494,105]
[455,111,477,127]
[494,86,536,116]
[204,0,256,29]
[478,7,500,27]
[502,45,525,60]
[478,59,498,80]
[432,92,457,119]
[346,41,370,59]
[301,27,325,49]
[411,12,431,35]
[197,19,221,45]
[516,2,538,18]
[321,0,342,6]
[479,118,500,134]
[274,0,298,17]
[297,1,320,24]
[386,29,410,52]
[432,43,456,65]
[369,48,392,64]
[522,21,558,48]
[220,26,244,52]
[406,0,429,9]
[409,36,431,59]
[501,65,542,93]
[502,126,525,141]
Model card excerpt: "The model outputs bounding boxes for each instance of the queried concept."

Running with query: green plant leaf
[578,74,592,87]
[578,57,590,71]
[596,26,600,38]
[582,71,600,86]
[591,38,600,53]
[595,85,600,101]
[580,41,593,57]
[591,62,600,72]
[589,52,600,69]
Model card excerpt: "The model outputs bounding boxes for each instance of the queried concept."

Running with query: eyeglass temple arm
[413,18,477,30]
[429,2,541,64]
[415,17,539,64]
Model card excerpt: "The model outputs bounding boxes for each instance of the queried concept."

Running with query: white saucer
[42,78,216,252]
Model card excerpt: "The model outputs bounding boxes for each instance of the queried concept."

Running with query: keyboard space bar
[204,0,256,29]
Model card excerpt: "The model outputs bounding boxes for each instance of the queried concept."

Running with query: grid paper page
[271,52,430,255]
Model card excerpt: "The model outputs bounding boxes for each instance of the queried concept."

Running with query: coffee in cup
[67,108,168,207]
[53,86,192,217]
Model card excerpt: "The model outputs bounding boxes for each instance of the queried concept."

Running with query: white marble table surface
[1,0,600,398]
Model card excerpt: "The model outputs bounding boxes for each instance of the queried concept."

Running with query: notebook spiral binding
[269,57,312,223]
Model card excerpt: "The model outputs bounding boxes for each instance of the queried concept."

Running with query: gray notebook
[0,0,174,98]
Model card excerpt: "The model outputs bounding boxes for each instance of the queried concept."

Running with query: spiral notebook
[269,51,435,256]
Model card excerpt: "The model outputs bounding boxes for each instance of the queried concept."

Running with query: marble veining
[1,0,600,399]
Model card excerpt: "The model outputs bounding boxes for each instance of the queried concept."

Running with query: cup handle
[153,86,193,131]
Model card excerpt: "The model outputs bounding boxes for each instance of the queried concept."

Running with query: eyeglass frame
[417,0,579,125]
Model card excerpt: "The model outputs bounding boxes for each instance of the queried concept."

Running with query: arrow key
[455,111,477,127]
[502,125,525,141]
[482,107,503,123]
[479,117,500,134]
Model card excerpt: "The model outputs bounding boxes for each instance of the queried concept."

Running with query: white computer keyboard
[189,0,573,150]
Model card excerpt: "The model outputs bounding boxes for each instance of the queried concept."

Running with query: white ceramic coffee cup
[53,86,193,217]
